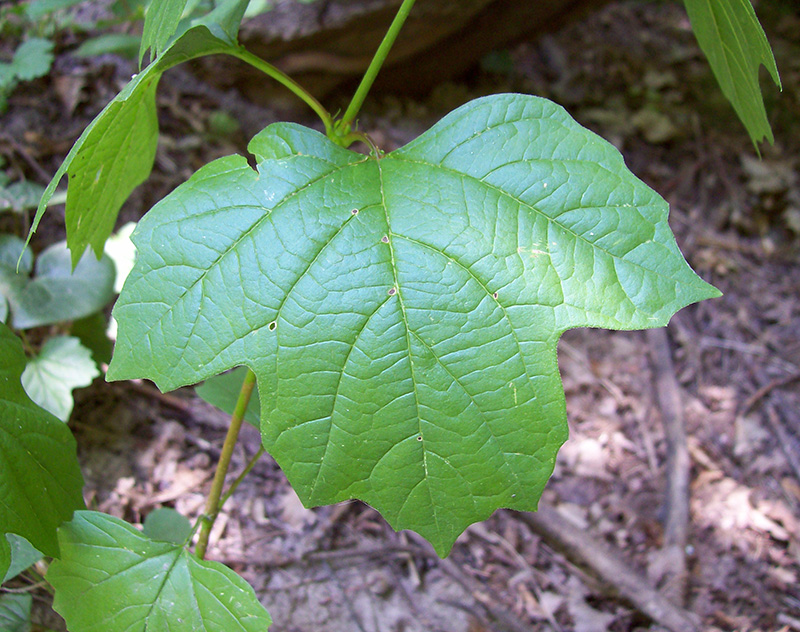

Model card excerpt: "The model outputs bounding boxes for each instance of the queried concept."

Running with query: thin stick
[195,369,257,560]
[220,446,265,509]
[647,327,690,602]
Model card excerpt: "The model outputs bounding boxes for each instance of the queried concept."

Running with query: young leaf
[0,593,32,632]
[0,237,115,330]
[30,25,240,267]
[0,323,85,561]
[140,0,190,66]
[108,94,720,555]
[21,336,99,421]
[48,511,272,631]
[683,0,781,146]
[196,367,261,428]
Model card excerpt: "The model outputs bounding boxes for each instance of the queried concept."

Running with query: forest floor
[2,1,800,631]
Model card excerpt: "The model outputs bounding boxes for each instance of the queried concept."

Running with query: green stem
[340,0,417,129]
[220,446,265,509]
[195,369,257,560]
[228,47,334,136]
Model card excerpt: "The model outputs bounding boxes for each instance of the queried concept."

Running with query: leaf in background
[25,0,85,20]
[683,0,781,146]
[140,0,189,65]
[9,38,54,81]
[196,367,261,428]
[0,181,46,214]
[49,511,271,631]
[0,323,85,561]
[71,312,114,365]
[2,535,43,583]
[0,237,115,330]
[22,336,99,421]
[75,34,142,59]
[0,593,31,632]
[0,537,8,583]
[108,94,720,555]
[29,25,240,267]
[142,507,192,544]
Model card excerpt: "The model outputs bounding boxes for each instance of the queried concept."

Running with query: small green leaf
[48,511,271,632]
[21,336,99,421]
[684,0,781,146]
[9,38,54,82]
[0,593,31,632]
[0,237,115,330]
[196,367,261,428]
[0,181,46,214]
[30,25,240,266]
[0,323,85,561]
[140,0,189,65]
[108,94,720,555]
[2,535,43,583]
[71,312,114,365]
[142,507,192,544]
[25,0,85,20]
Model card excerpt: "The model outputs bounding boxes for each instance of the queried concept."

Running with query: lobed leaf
[684,0,781,146]
[0,323,85,562]
[108,94,720,555]
[48,511,271,632]
[21,336,99,421]
[30,26,240,267]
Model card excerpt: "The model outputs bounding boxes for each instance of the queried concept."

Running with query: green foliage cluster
[0,0,781,629]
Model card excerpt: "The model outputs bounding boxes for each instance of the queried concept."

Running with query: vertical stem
[340,0,417,128]
[195,369,257,560]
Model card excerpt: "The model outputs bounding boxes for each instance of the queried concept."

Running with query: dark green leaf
[0,323,85,560]
[0,237,115,330]
[71,312,114,365]
[196,367,261,428]
[30,25,239,266]
[142,507,192,544]
[108,94,720,555]
[684,0,781,146]
[48,511,271,631]
[0,593,31,632]
[21,336,99,421]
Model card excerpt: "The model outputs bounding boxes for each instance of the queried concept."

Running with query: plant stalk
[195,368,257,560]
[228,47,334,136]
[340,0,417,129]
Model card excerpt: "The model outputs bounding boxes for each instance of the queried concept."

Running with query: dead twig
[739,370,800,418]
[516,504,701,632]
[646,327,690,603]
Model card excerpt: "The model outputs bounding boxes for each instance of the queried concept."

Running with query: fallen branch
[647,327,690,602]
[516,504,701,632]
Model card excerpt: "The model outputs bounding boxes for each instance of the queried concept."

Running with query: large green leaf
[48,511,271,632]
[29,25,240,267]
[0,237,115,330]
[21,336,99,421]
[684,0,781,146]
[0,323,85,561]
[108,94,720,555]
